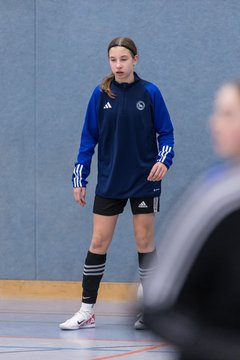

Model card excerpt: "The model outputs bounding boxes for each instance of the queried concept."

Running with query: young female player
[60,37,174,330]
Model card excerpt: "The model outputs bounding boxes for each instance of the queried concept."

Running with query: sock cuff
[138,248,157,269]
[81,302,94,311]
[85,251,107,265]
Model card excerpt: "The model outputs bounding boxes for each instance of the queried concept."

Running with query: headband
[108,44,137,56]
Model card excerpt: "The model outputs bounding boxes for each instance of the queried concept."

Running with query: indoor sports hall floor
[0,298,179,359]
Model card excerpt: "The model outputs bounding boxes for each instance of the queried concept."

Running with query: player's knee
[90,236,109,253]
[135,232,153,252]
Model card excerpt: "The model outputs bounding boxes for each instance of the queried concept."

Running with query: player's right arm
[72,86,100,205]
[73,187,86,206]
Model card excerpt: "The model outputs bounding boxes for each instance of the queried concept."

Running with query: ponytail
[101,73,116,98]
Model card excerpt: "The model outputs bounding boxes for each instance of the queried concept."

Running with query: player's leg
[133,212,157,291]
[133,213,157,329]
[82,213,118,306]
[60,214,118,330]
[60,196,126,330]
[133,212,155,252]
[131,197,159,329]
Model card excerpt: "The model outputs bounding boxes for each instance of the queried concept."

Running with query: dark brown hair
[101,37,138,98]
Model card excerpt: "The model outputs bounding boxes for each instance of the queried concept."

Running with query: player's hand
[147,162,168,181]
[73,187,86,206]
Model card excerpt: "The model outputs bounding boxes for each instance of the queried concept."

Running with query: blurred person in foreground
[145,81,240,360]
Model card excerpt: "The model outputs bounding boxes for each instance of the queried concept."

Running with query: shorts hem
[132,210,158,215]
[93,209,124,216]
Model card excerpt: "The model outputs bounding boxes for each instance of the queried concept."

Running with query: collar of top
[112,72,140,88]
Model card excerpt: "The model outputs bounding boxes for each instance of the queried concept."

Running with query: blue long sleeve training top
[73,73,174,199]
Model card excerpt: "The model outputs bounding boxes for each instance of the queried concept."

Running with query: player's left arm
[146,84,174,181]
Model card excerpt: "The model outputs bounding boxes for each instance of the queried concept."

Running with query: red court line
[93,344,164,360]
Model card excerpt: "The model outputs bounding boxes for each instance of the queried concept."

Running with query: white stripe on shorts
[153,197,159,213]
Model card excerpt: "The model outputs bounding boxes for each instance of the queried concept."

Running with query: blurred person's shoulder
[203,162,230,185]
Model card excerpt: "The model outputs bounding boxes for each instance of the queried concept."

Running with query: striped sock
[138,249,157,292]
[82,251,106,304]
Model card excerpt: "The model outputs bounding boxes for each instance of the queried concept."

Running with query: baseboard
[0,280,138,300]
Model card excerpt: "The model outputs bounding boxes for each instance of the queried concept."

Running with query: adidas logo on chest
[103,102,112,109]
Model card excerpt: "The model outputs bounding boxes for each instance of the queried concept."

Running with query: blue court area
[0,298,178,359]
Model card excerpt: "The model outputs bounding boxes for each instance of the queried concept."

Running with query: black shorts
[93,195,160,216]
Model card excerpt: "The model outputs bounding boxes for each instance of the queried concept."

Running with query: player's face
[210,85,240,159]
[108,46,138,84]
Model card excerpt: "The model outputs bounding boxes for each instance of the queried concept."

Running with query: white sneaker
[59,309,95,330]
[134,312,146,330]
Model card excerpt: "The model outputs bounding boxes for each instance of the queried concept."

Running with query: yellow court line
[0,280,138,300]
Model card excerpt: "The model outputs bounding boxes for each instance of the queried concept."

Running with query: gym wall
[0,0,239,282]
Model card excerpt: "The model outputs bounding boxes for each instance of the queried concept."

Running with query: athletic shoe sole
[59,323,95,330]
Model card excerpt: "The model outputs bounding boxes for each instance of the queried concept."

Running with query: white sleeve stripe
[158,146,172,163]
[158,145,168,161]
[158,145,166,158]
[160,145,168,159]
[161,146,172,163]
[79,164,83,187]
[73,164,84,188]
[73,164,80,177]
